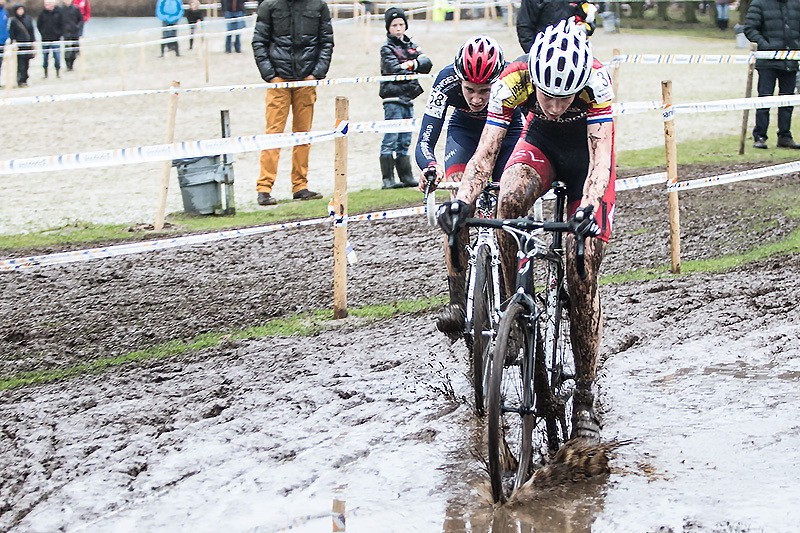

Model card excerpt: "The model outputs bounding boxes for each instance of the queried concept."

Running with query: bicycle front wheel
[486,300,535,503]
[470,245,494,417]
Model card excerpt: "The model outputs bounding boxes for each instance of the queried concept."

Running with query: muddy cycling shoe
[436,303,466,343]
[572,387,601,443]
[572,406,601,444]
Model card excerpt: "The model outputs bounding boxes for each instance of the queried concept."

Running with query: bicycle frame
[463,185,503,348]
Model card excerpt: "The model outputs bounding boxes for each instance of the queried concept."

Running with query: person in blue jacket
[0,0,9,83]
[156,0,184,57]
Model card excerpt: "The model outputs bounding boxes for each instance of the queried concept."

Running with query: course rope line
[0,205,426,272]
[0,123,348,175]
[667,159,800,192]
[0,74,433,107]
[612,51,800,64]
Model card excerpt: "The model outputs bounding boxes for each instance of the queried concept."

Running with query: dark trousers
[0,44,4,80]
[17,55,30,85]
[64,35,80,69]
[42,42,61,71]
[754,67,798,140]
[161,23,179,56]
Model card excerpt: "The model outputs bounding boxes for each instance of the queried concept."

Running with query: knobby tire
[487,300,535,503]
[470,245,493,417]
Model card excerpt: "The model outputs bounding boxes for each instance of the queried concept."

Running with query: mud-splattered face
[535,90,576,120]
[460,80,493,112]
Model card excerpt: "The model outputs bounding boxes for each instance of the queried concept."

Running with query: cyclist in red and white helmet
[438,19,616,444]
[415,35,523,340]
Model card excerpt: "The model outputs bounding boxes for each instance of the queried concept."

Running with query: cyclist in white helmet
[437,19,615,443]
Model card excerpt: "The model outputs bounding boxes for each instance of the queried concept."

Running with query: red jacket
[75,0,91,22]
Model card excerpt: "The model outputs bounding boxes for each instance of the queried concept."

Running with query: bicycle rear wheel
[470,245,494,417]
[486,300,535,503]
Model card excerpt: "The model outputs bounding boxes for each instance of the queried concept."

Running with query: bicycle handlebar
[461,214,592,279]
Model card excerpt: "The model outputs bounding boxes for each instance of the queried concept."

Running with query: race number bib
[424,88,447,119]
[587,65,614,103]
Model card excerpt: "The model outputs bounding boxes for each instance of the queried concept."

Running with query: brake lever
[448,232,463,272]
[423,168,439,227]
[575,234,587,279]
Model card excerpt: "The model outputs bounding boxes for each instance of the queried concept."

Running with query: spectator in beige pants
[252,0,334,206]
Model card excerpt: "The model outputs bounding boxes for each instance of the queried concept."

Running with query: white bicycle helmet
[529,19,593,97]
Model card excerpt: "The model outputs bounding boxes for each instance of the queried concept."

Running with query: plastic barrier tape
[667,160,800,192]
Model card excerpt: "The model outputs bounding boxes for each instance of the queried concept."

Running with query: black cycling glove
[437,199,470,235]
[571,205,601,237]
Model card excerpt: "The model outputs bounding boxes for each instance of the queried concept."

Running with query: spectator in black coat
[185,0,204,50]
[516,0,596,52]
[8,4,35,87]
[61,0,83,71]
[744,0,800,149]
[252,0,334,205]
[37,0,64,78]
[378,7,432,188]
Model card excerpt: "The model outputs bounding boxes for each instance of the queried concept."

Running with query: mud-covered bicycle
[424,175,503,416]
[447,183,593,503]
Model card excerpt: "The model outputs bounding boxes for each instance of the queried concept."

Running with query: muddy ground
[1,167,799,532]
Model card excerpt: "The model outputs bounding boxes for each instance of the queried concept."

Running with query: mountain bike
[424,175,503,416]
[456,183,590,503]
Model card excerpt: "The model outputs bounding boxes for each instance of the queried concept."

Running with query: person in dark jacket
[516,0,596,52]
[745,0,800,149]
[222,0,245,53]
[185,0,204,50]
[378,7,433,188]
[37,0,64,78]
[61,0,84,71]
[8,4,35,87]
[252,0,334,205]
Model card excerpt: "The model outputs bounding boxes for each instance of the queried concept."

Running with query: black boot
[55,68,60,78]
[572,382,601,443]
[43,67,48,79]
[436,274,466,342]
[395,155,419,188]
[380,155,401,189]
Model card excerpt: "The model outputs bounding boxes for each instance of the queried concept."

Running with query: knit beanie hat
[385,7,408,31]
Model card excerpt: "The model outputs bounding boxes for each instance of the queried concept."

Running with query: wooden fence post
[662,80,681,274]
[333,96,349,319]
[739,43,757,155]
[203,21,211,83]
[332,499,346,532]
[5,44,17,97]
[153,81,181,231]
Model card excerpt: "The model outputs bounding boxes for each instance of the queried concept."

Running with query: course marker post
[203,21,211,83]
[333,96,349,319]
[661,80,681,274]
[739,43,757,155]
[332,499,346,531]
[153,80,181,231]
[4,44,17,98]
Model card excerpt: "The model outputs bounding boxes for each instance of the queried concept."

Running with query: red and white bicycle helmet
[454,35,505,85]
[529,19,593,97]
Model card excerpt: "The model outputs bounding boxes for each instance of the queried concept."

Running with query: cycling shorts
[504,136,616,242]
[443,118,520,181]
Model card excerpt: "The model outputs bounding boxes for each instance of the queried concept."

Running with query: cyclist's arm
[455,123,507,205]
[581,120,613,209]
[415,95,447,170]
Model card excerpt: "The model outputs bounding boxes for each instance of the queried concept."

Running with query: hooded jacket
[379,33,433,105]
[744,0,800,70]
[9,7,35,57]
[61,4,84,39]
[252,0,334,81]
[156,0,184,25]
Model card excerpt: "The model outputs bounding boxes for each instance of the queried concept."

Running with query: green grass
[0,296,446,391]
[603,226,800,285]
[0,187,440,252]
[617,134,800,170]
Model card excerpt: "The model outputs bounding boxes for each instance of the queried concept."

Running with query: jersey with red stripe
[487,56,614,130]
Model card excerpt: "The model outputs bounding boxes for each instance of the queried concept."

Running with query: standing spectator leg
[394,104,417,187]
[53,43,62,77]
[289,84,317,194]
[17,54,29,86]
[224,11,234,53]
[257,81,292,195]
[776,69,797,145]
[43,45,50,78]
[753,67,778,144]
[0,45,4,81]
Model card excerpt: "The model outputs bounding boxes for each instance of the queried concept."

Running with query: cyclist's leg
[436,124,480,339]
[565,179,616,442]
[496,139,555,300]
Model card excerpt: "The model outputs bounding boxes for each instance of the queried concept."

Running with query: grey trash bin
[172,156,235,216]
